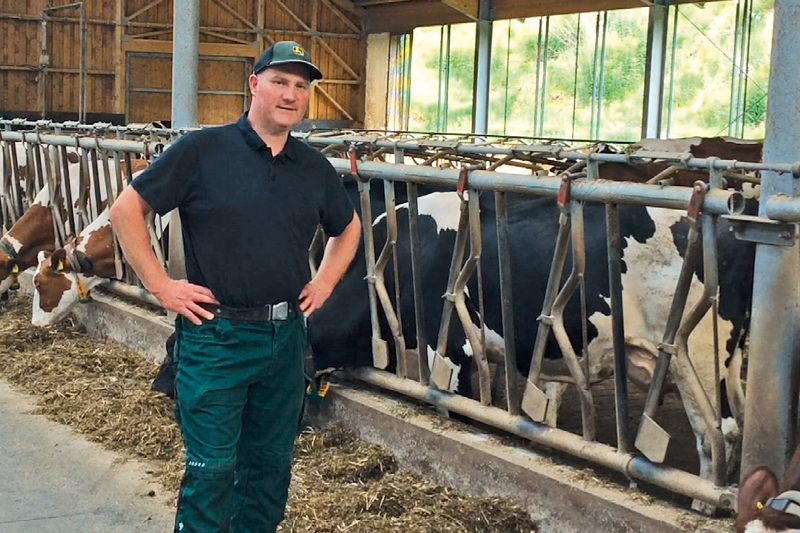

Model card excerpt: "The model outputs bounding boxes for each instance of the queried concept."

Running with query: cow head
[32,248,93,326]
[0,239,23,294]
[737,444,800,532]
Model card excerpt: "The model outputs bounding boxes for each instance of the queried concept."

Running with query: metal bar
[172,0,200,129]
[100,279,161,307]
[406,179,429,386]
[431,202,469,390]
[324,160,747,215]
[0,132,145,153]
[550,200,595,440]
[641,3,668,139]
[472,14,492,135]
[606,202,630,453]
[348,367,736,511]
[357,176,387,369]
[494,191,520,415]
[59,146,77,237]
[641,220,701,419]
[741,0,800,483]
[673,212,727,487]
[80,3,87,123]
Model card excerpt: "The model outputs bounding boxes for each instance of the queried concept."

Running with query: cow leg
[668,359,740,515]
[725,344,746,428]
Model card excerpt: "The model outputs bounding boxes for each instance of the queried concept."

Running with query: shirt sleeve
[319,163,355,237]
[130,133,198,216]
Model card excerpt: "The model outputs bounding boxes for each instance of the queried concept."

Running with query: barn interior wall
[0,0,366,126]
[364,32,389,130]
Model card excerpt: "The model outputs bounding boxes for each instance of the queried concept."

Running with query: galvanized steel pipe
[327,159,745,215]
[347,367,736,510]
[0,131,146,153]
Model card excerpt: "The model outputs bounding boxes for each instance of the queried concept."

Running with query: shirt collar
[236,112,297,162]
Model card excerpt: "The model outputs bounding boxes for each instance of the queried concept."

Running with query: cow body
[309,188,754,485]
[0,156,146,299]
[32,207,116,325]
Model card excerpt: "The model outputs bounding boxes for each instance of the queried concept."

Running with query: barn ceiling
[343,0,726,34]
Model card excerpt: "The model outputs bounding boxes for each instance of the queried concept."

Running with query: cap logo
[292,45,305,56]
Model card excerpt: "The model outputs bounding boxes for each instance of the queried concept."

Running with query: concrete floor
[0,380,174,533]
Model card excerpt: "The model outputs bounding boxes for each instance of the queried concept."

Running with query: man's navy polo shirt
[130,113,355,308]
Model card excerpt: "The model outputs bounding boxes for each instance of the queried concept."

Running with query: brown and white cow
[32,207,116,326]
[737,444,800,533]
[30,160,156,324]
[0,156,147,299]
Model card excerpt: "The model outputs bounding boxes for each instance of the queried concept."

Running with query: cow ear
[736,465,778,533]
[50,248,69,273]
[37,250,50,264]
[67,151,80,164]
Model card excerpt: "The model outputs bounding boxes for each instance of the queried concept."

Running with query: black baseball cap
[253,41,323,81]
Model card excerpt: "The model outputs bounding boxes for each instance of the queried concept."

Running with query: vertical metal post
[167,0,199,288]
[40,16,48,119]
[171,0,200,130]
[472,0,493,135]
[741,0,800,482]
[79,3,87,123]
[641,2,668,139]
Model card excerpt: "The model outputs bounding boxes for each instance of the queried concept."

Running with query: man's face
[249,64,311,134]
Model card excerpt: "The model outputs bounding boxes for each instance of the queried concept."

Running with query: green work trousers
[172,312,306,533]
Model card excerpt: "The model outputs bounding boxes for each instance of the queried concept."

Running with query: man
[109,41,361,533]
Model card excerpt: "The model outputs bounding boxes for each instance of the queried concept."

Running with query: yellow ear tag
[756,501,764,510]
[11,264,19,274]
[57,260,64,272]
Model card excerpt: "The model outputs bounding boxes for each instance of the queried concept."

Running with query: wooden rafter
[200,29,251,45]
[316,85,354,120]
[321,0,362,34]
[326,0,366,17]
[440,0,478,20]
[208,0,257,30]
[129,29,174,39]
[274,0,360,80]
[126,0,165,22]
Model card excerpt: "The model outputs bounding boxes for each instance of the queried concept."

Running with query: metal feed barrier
[3,119,800,512]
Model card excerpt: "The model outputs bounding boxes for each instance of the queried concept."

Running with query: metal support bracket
[722,214,797,246]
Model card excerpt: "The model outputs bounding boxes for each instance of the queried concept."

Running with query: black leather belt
[201,301,294,322]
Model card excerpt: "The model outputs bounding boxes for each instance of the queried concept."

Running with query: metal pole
[80,3,86,123]
[472,0,492,135]
[167,0,199,287]
[641,3,668,139]
[741,0,800,483]
[348,367,736,510]
[171,0,199,129]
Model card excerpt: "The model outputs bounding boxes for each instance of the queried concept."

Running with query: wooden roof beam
[439,0,478,20]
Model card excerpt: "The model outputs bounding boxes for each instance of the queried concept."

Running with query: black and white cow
[308,185,756,486]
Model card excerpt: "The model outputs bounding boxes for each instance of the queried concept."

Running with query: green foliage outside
[407,0,773,142]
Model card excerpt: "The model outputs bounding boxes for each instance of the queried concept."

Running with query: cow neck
[2,205,56,267]
[63,244,92,303]
[0,239,18,260]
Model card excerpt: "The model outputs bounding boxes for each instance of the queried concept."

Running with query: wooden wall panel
[129,91,171,122]
[1,0,365,125]
[198,94,243,124]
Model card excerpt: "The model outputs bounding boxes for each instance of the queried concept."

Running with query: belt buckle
[272,301,289,321]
